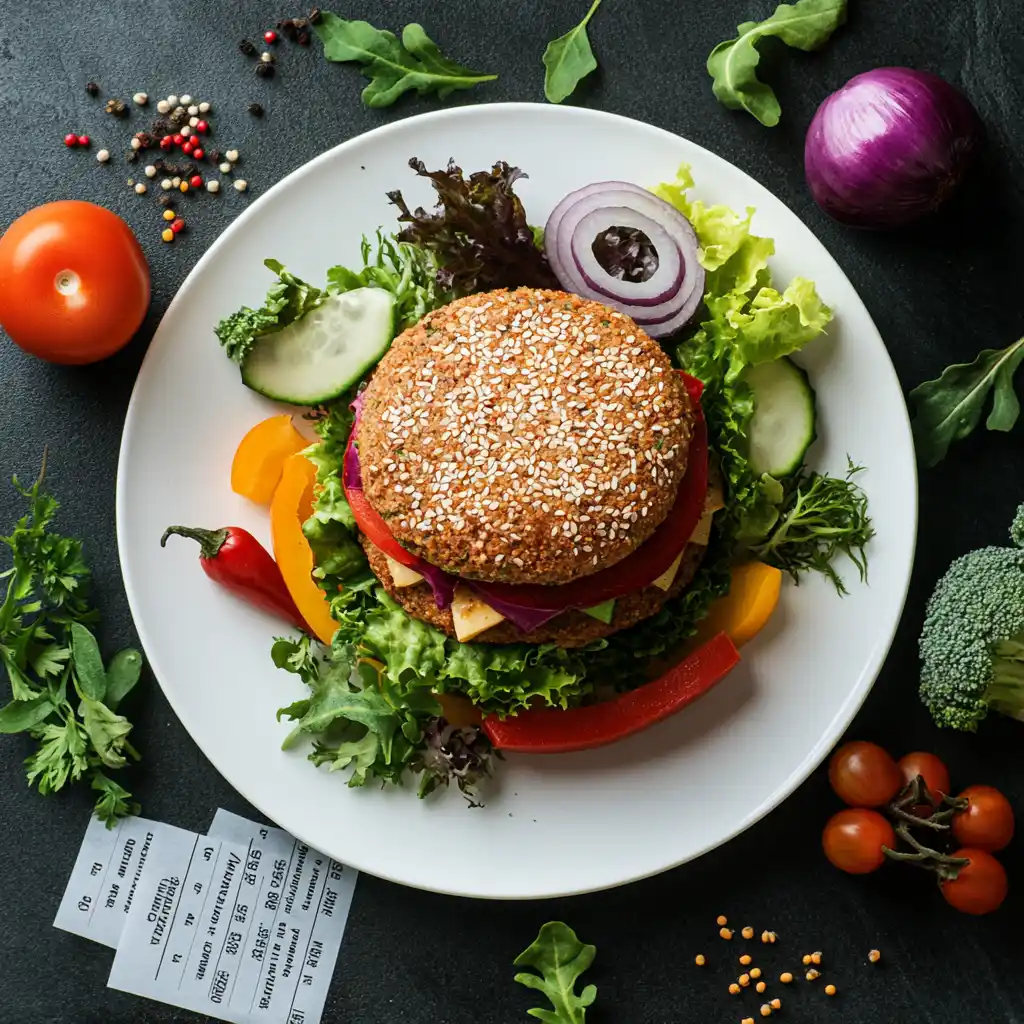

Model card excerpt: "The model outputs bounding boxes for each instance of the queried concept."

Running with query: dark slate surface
[1,0,1022,1021]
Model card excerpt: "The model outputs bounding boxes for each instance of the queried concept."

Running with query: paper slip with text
[54,814,197,949]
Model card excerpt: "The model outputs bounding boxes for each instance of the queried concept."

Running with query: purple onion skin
[805,68,984,230]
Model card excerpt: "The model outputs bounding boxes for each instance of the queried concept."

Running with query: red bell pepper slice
[482,632,740,753]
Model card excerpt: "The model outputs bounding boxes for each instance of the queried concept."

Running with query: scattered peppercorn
[255,61,275,78]
[196,120,208,134]
[189,174,202,188]
[64,133,78,147]
[779,973,793,984]
[248,102,264,116]
[199,101,211,114]
[278,17,298,41]
[206,180,220,194]
[96,149,110,163]
[133,92,148,105]
[157,194,174,208]
[161,178,173,190]
[162,228,174,242]
[309,8,322,25]
[260,51,274,63]
[134,182,147,194]
[180,94,193,105]
[104,98,127,117]
[755,981,766,994]
[85,81,100,96]
[157,99,171,114]
[209,149,222,163]
[171,217,186,233]
[193,148,205,160]
[297,28,311,45]
[226,149,239,163]
[825,984,837,996]
[741,927,754,940]
[163,209,176,221]
[694,955,706,967]
[144,165,157,178]
[264,29,278,43]
[239,38,257,56]
[868,949,881,964]
[170,109,187,127]
[179,181,189,193]
[739,954,752,966]
[78,135,90,147]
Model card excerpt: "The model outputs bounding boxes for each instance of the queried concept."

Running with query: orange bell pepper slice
[696,561,783,647]
[270,453,337,645]
[232,414,308,506]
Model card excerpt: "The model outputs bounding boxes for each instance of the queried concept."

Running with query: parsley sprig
[0,458,144,825]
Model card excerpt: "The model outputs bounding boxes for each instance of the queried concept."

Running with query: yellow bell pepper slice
[232,414,308,506]
[696,561,783,647]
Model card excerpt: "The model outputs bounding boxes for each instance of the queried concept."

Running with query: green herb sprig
[752,459,874,594]
[514,922,597,1024]
[543,0,603,104]
[0,459,144,825]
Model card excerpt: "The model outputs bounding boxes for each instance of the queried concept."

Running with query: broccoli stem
[987,637,1024,711]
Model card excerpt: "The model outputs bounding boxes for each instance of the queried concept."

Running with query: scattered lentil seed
[134,182,146,194]
[716,916,728,927]
[868,949,881,964]
[144,165,157,178]
[811,952,822,965]
[760,1005,772,1018]
[741,1018,754,1024]
[729,984,741,996]
[770,999,781,1011]
[85,81,100,96]
[761,931,776,944]
[806,969,820,982]
[720,928,733,940]
[199,101,211,113]
[739,974,750,988]
[157,99,171,114]
[694,954,706,967]
[133,91,148,105]
[255,62,275,78]
[163,209,176,222]
[248,102,264,116]
[206,179,220,194]
[162,228,174,242]
[825,984,837,996]
[233,179,248,192]
[756,981,766,994]
[105,98,127,117]
[96,149,110,163]
[750,968,761,980]
[739,955,752,966]
[741,927,754,940]
[779,973,793,984]
[802,955,812,966]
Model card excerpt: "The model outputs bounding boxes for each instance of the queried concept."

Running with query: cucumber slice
[746,357,817,478]
[241,287,396,404]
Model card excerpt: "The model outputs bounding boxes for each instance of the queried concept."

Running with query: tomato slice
[344,370,710,606]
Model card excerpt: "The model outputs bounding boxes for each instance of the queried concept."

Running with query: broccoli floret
[919,503,1024,730]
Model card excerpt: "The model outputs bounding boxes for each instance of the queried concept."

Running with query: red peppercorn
[172,133,184,146]
[189,175,202,189]
[160,136,173,151]
[192,148,205,161]
[64,133,79,147]
[171,217,186,234]
[263,29,278,43]
[77,135,90,147]
[196,120,208,134]
[182,142,195,156]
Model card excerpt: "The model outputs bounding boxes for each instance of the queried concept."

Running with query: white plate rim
[116,102,918,899]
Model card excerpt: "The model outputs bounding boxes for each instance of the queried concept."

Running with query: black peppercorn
[297,29,311,46]
[247,102,264,117]
[85,81,100,96]
[255,62,275,78]
[309,8,322,25]
[104,98,128,117]
[157,194,174,208]
[208,149,223,164]
[239,38,257,56]
[277,18,298,41]
[135,131,154,148]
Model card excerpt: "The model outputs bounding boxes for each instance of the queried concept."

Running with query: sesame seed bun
[357,289,695,585]
[362,536,707,647]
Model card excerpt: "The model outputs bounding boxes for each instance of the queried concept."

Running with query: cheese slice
[705,480,725,513]
[652,552,684,592]
[450,585,505,642]
[385,555,424,588]
[689,510,714,547]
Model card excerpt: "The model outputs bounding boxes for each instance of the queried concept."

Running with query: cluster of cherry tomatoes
[822,741,1014,915]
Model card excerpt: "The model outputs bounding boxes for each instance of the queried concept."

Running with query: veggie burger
[348,288,721,645]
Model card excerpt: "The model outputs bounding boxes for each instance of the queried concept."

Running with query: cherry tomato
[897,751,951,815]
[828,741,903,808]
[0,201,149,364]
[822,809,895,874]
[941,849,1008,915]
[952,785,1015,853]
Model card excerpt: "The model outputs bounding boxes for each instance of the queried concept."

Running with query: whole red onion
[805,68,984,229]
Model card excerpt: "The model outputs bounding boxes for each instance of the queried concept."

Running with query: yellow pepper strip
[231,414,308,506]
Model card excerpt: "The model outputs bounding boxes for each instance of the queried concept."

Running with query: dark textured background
[1,1,1022,1021]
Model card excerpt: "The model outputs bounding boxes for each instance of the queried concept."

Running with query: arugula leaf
[214,260,324,364]
[1,463,144,824]
[514,922,597,1024]
[909,336,1024,467]
[314,13,496,108]
[707,0,848,126]
[543,0,603,104]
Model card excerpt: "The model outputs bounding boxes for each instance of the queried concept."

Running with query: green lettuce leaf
[514,921,597,1024]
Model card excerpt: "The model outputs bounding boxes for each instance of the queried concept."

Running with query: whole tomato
[0,201,150,364]
[952,785,1015,853]
[822,809,895,875]
[942,849,1008,915]
[898,751,951,816]
[828,741,903,808]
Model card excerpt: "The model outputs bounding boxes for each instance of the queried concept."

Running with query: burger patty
[362,536,707,648]
[357,288,695,586]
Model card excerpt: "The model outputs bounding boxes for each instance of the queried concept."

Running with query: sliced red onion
[545,181,706,338]
[464,583,565,634]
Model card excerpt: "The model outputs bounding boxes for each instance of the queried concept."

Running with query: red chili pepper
[483,632,740,753]
[161,525,308,632]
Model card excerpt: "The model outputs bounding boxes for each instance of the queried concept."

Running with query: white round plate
[117,103,916,900]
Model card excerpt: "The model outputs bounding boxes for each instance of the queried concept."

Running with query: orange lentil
[779,972,794,984]
[742,1018,755,1024]
[739,973,751,987]
[750,968,762,980]
[802,954,812,965]
[716,915,728,926]
[812,952,823,965]
[695,954,706,966]
[740,954,752,966]
[869,949,881,963]
[771,998,782,1010]
[720,928,734,940]
[825,984,837,996]
[806,969,821,982]
[742,926,755,939]
[756,981,767,994]
[761,930,776,944]
[729,983,741,995]
[760,1005,772,1018]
